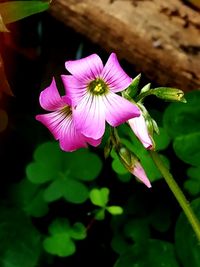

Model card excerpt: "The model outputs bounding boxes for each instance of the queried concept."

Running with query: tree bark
[50,0,200,92]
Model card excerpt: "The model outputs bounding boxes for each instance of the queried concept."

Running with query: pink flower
[132,161,151,188]
[36,78,100,152]
[62,53,140,140]
[129,114,153,150]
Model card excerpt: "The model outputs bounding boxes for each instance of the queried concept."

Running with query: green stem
[150,150,200,242]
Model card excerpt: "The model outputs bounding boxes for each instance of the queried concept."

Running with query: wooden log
[49,0,200,92]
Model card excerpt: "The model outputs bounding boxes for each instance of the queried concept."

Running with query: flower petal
[36,110,88,152]
[61,75,88,107]
[39,78,66,111]
[73,93,106,140]
[132,161,152,188]
[103,92,140,127]
[129,115,153,149]
[101,53,132,92]
[65,54,104,81]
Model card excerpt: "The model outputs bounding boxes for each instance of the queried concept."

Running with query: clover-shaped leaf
[26,142,102,204]
[43,218,86,257]
[89,188,123,220]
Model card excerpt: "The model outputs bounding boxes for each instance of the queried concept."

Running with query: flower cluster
[36,53,152,187]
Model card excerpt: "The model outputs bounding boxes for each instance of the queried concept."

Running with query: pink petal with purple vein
[39,78,66,111]
[101,53,132,92]
[73,93,106,140]
[61,75,88,106]
[36,111,88,152]
[65,54,104,81]
[132,161,152,188]
[129,115,153,150]
[103,92,140,126]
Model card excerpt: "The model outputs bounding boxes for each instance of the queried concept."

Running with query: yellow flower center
[88,78,108,95]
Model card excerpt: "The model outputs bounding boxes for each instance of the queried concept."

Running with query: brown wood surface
[50,0,200,92]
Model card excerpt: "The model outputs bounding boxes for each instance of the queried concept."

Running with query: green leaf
[62,179,89,204]
[43,218,86,257]
[0,208,41,267]
[115,239,179,267]
[63,149,102,181]
[141,153,169,182]
[33,142,62,165]
[124,219,150,244]
[89,188,109,207]
[112,156,128,175]
[184,166,200,196]
[0,1,49,25]
[70,223,87,240]
[48,218,70,235]
[43,233,75,257]
[154,127,171,151]
[107,206,123,215]
[173,132,200,166]
[163,90,200,138]
[12,179,49,217]
[175,197,200,267]
[95,208,106,220]
[26,162,57,184]
[44,178,89,204]
[43,179,63,202]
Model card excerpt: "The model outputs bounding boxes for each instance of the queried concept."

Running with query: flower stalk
[150,150,200,242]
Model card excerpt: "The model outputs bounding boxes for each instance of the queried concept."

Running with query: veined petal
[39,78,66,111]
[73,93,106,140]
[132,161,152,188]
[36,110,88,152]
[101,53,132,92]
[65,54,104,81]
[61,75,88,106]
[104,92,140,127]
[129,115,153,149]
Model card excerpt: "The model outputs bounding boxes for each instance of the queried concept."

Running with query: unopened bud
[117,145,151,188]
[152,87,186,103]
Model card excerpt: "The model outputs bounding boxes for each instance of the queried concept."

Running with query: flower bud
[128,103,155,150]
[152,87,186,103]
[117,145,151,188]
